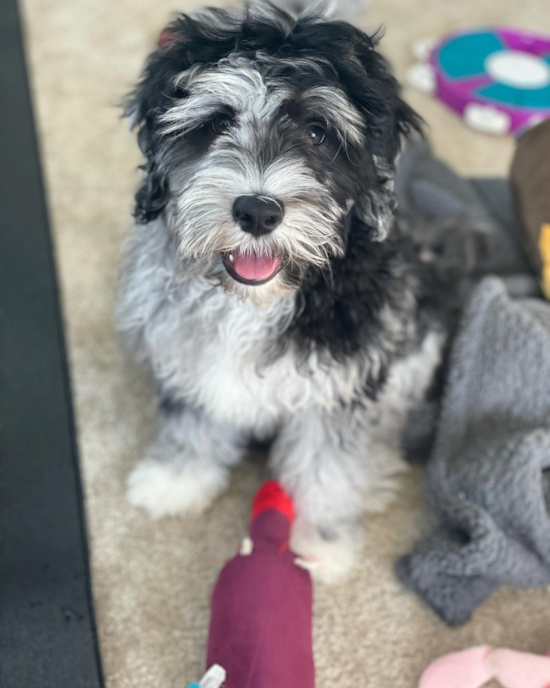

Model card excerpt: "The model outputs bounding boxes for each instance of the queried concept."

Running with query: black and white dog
[118,6,447,581]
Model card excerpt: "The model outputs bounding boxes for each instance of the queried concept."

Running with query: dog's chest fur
[168,294,366,434]
[118,218,442,439]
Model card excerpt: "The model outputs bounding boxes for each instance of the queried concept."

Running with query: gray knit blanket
[392,143,550,625]
[396,277,550,626]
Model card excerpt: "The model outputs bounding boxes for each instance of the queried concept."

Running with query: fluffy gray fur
[268,0,368,22]
[118,213,443,582]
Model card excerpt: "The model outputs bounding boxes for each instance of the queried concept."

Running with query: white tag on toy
[200,664,226,688]
[239,536,254,556]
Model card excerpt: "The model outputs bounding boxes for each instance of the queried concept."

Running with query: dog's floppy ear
[124,9,248,223]
[123,13,220,223]
[370,78,423,166]
[346,29,423,163]
[338,28,423,239]
[124,41,179,224]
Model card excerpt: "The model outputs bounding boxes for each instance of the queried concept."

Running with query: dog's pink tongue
[232,252,280,281]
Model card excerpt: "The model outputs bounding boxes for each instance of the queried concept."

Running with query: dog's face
[127,7,420,303]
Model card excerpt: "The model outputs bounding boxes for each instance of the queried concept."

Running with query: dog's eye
[306,123,326,146]
[212,114,234,135]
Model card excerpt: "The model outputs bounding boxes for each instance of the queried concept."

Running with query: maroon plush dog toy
[191,481,315,688]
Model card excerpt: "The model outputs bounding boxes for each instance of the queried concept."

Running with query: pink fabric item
[419,646,550,688]
[488,650,550,688]
[206,482,314,688]
[419,647,493,688]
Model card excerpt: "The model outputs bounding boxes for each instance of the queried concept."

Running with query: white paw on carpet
[290,520,363,584]
[126,459,228,519]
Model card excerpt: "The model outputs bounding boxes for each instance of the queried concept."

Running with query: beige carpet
[21,0,550,686]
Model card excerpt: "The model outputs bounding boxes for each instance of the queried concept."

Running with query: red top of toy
[251,479,295,523]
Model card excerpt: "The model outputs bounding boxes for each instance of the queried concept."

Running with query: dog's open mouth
[222,250,282,286]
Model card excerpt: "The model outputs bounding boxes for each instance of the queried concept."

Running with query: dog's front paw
[126,459,228,519]
[290,520,363,584]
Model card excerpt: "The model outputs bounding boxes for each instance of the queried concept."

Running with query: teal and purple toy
[412,27,550,135]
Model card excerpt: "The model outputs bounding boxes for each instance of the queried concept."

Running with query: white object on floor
[411,36,438,61]
[463,103,511,134]
[200,665,226,688]
[406,63,436,94]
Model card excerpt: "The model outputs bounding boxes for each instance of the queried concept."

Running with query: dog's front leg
[270,407,368,583]
[127,401,245,519]
[271,405,406,583]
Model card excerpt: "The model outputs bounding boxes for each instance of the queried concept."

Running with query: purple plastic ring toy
[411,27,550,135]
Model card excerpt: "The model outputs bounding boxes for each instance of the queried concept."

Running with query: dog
[118,5,449,582]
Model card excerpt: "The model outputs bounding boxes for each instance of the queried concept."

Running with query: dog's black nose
[232,196,283,236]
